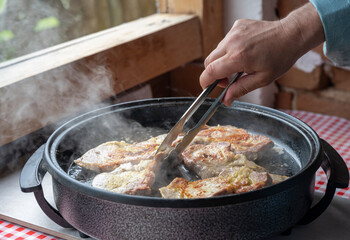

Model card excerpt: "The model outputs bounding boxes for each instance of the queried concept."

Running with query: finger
[222,73,270,106]
[204,47,226,68]
[204,36,230,67]
[200,55,243,89]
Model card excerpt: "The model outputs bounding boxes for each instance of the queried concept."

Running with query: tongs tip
[156,72,243,180]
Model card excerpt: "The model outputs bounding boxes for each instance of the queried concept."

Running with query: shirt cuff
[309,0,350,66]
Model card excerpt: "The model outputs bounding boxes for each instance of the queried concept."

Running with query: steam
[0,2,160,175]
[0,0,113,174]
[0,0,160,173]
[0,1,162,178]
[0,51,120,172]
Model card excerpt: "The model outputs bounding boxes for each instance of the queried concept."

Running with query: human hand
[199,3,324,106]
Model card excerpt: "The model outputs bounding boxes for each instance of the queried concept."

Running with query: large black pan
[20,98,349,240]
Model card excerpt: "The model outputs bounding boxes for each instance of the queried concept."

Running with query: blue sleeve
[309,0,350,66]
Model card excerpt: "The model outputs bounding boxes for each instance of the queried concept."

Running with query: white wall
[223,0,278,107]
[223,0,263,33]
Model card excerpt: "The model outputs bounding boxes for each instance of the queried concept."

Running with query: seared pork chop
[182,141,268,179]
[159,177,234,199]
[160,165,272,199]
[192,125,274,161]
[74,134,166,172]
[218,166,272,194]
[181,142,241,178]
[92,153,164,195]
[270,173,289,184]
[73,124,286,197]
[92,160,155,195]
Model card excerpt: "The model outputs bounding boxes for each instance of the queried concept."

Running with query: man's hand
[199,3,325,106]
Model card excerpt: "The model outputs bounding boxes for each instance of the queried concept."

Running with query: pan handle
[20,145,72,228]
[298,139,349,224]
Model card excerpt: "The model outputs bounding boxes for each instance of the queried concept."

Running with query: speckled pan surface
[54,178,313,240]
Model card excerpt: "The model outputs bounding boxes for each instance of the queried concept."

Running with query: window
[0,0,157,62]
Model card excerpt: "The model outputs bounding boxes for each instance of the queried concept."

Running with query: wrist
[280,3,325,58]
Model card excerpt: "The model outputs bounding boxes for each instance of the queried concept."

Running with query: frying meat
[160,165,272,199]
[270,173,289,185]
[92,153,164,195]
[74,134,165,172]
[74,125,271,172]
[159,177,234,199]
[92,160,155,195]
[182,141,268,179]
[162,149,287,198]
[181,141,242,178]
[73,124,287,198]
[218,166,272,194]
[192,125,274,161]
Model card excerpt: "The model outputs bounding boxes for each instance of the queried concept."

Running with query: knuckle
[227,51,238,62]
[232,19,248,30]
[233,19,244,27]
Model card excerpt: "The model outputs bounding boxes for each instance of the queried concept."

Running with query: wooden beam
[106,14,202,94]
[0,13,202,146]
[0,14,201,89]
[158,0,223,58]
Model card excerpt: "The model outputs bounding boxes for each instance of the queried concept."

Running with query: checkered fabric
[283,110,350,199]
[1,110,349,239]
[0,220,59,240]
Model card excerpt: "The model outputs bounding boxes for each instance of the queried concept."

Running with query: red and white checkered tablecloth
[0,220,60,240]
[1,110,349,240]
[283,110,350,199]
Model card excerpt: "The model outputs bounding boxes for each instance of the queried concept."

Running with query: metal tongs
[157,72,243,181]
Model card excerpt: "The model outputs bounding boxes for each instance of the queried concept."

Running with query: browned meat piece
[181,142,242,178]
[219,166,272,194]
[92,160,155,195]
[224,154,267,172]
[74,124,287,198]
[182,140,271,178]
[160,166,272,199]
[92,153,165,195]
[270,173,289,185]
[74,134,165,172]
[192,125,274,161]
[227,154,289,186]
[159,177,235,199]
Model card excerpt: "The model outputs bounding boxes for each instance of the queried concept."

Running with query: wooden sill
[0,13,201,89]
